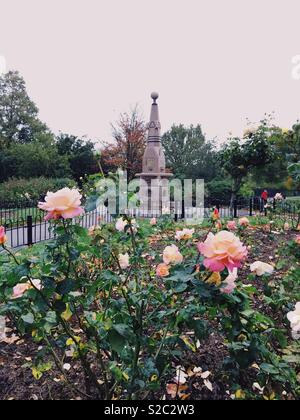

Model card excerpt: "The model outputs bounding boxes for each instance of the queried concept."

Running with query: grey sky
[1,0,300,145]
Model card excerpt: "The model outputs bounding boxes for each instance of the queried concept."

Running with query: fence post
[27,215,33,246]
[249,198,253,217]
[181,200,185,220]
[233,200,238,218]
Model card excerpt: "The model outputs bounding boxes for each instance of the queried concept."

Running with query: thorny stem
[44,335,92,400]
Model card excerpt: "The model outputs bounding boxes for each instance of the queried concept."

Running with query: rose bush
[0,187,299,400]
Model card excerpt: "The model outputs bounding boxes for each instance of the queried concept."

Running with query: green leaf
[189,319,208,340]
[260,363,280,375]
[108,330,126,353]
[113,324,132,338]
[45,311,57,324]
[56,279,74,295]
[21,313,34,324]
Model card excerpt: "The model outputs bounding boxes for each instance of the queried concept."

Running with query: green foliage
[0,72,97,184]
[0,71,48,145]
[0,137,71,182]
[56,134,98,182]
[0,177,75,205]
[162,124,219,180]
[219,124,274,200]
[288,162,300,184]
[205,178,233,201]
[0,212,298,400]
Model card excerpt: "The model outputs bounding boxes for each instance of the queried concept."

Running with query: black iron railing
[0,197,299,248]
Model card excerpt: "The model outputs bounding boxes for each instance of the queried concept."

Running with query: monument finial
[148,92,161,142]
[151,92,159,103]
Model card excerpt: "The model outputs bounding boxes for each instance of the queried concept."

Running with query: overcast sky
[1,0,300,145]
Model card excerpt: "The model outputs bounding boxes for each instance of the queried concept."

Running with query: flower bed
[0,189,299,400]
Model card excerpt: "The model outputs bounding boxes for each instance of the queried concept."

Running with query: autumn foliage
[101,108,147,180]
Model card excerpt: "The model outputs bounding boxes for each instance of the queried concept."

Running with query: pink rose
[238,217,250,227]
[38,188,84,221]
[295,236,300,245]
[163,245,184,265]
[150,218,157,226]
[227,221,237,231]
[198,231,248,272]
[156,263,170,277]
[0,226,7,245]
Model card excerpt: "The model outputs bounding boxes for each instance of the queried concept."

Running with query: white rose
[115,218,128,232]
[287,302,300,339]
[118,253,130,269]
[175,228,194,241]
[250,261,274,276]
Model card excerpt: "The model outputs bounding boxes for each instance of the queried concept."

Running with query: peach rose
[156,263,170,277]
[198,231,248,272]
[295,236,300,245]
[175,228,194,241]
[215,221,222,231]
[163,245,183,265]
[0,226,7,245]
[227,221,237,231]
[12,283,30,299]
[150,218,157,226]
[118,253,130,269]
[238,217,250,227]
[38,188,84,221]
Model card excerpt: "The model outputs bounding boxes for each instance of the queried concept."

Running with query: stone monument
[137,92,172,213]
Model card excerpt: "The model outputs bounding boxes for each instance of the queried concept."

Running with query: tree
[100,108,147,180]
[0,134,70,182]
[250,123,300,192]
[0,71,47,145]
[56,134,98,181]
[219,126,274,204]
[162,124,219,180]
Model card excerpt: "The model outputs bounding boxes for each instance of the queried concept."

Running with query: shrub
[205,179,233,202]
[0,177,76,207]
[0,139,71,182]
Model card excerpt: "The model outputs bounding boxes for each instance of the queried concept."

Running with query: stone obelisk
[137,92,172,213]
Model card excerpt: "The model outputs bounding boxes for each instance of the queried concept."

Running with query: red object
[213,208,220,220]
[261,191,268,201]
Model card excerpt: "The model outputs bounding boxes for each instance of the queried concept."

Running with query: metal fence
[0,197,299,248]
[2,207,112,248]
